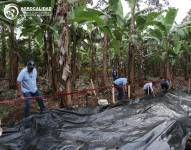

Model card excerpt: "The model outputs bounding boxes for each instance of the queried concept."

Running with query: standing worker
[17,60,46,117]
[143,82,155,96]
[113,77,128,101]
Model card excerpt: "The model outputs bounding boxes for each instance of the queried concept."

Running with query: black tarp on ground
[1,90,191,150]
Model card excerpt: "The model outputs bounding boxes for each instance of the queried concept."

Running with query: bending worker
[160,77,170,93]
[143,81,155,96]
[17,60,46,117]
[113,77,128,101]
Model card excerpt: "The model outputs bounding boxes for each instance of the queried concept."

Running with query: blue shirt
[17,67,38,93]
[113,78,128,86]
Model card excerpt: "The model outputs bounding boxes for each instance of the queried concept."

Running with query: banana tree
[0,0,43,89]
[0,4,18,89]
[173,25,191,80]
[134,9,164,79]
[71,0,126,84]
[141,8,178,80]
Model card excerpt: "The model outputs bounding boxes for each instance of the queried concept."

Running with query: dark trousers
[23,90,46,117]
[116,86,124,101]
[144,88,152,95]
[161,83,169,92]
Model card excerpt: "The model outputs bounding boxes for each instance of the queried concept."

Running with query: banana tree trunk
[137,44,146,80]
[101,32,109,86]
[8,25,18,89]
[28,35,33,59]
[183,52,188,80]
[0,25,6,78]
[165,53,172,81]
[56,0,72,107]
[45,29,59,91]
[128,43,136,96]
[91,45,96,82]
[128,1,136,97]
[71,40,79,88]
[43,31,49,75]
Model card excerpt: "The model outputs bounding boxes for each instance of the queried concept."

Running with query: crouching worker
[143,82,155,96]
[17,60,46,117]
[160,77,170,93]
[113,78,128,101]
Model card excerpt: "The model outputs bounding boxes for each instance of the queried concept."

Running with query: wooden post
[0,119,2,137]
[128,85,131,99]
[112,86,115,104]
[90,79,97,96]
[188,79,191,94]
[169,80,172,89]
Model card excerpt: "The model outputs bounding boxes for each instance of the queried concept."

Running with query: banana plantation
[1,0,191,101]
[1,0,191,149]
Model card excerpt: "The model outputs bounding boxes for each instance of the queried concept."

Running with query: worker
[160,77,170,93]
[143,81,155,96]
[113,77,128,101]
[17,60,46,117]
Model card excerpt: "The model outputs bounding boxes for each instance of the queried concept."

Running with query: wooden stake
[169,80,172,89]
[66,79,72,106]
[128,85,131,99]
[0,119,2,137]
[188,79,191,94]
[112,86,115,104]
[90,79,97,96]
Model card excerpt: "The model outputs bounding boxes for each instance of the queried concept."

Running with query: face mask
[27,62,35,73]
[27,66,34,73]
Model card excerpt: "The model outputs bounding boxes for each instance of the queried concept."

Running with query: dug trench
[1,88,191,150]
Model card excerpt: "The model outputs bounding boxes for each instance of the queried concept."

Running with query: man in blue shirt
[113,77,128,101]
[17,60,46,117]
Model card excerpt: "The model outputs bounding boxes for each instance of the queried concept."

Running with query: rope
[0,84,115,105]
[0,80,162,106]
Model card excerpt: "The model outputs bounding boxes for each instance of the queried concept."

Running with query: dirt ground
[0,77,190,126]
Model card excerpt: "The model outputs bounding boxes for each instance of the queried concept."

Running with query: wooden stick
[188,79,191,94]
[0,119,2,137]
[90,79,97,96]
[128,85,131,99]
[169,80,172,89]
[124,85,127,95]
[112,86,115,104]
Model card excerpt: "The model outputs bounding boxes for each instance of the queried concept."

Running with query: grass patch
[0,105,12,119]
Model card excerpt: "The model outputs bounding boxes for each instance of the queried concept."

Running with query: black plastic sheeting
[1,90,191,150]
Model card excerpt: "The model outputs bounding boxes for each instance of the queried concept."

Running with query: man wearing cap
[113,77,128,101]
[17,60,46,117]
